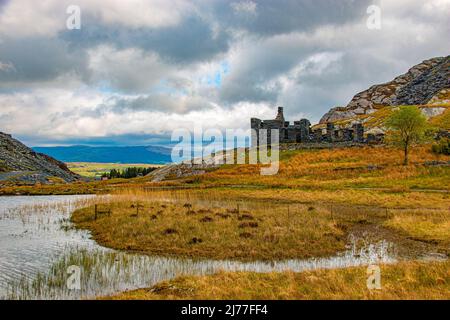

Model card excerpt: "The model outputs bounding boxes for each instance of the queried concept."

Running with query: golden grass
[2,146,449,197]
[0,176,154,196]
[71,188,450,261]
[72,199,349,260]
[105,260,450,300]
[182,188,450,209]
[0,179,118,195]
[384,209,450,254]
[122,186,450,210]
[192,146,450,191]
[358,106,394,129]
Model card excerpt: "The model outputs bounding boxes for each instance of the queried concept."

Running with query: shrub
[431,139,450,155]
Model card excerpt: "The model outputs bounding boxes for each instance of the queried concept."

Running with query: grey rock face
[0,132,79,183]
[393,57,450,105]
[320,56,450,123]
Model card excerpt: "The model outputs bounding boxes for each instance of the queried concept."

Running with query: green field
[67,162,164,178]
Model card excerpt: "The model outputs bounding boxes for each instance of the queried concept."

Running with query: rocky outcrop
[0,132,79,184]
[147,149,237,182]
[421,107,447,119]
[393,57,450,105]
[320,56,450,123]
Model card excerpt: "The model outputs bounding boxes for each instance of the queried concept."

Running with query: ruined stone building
[251,107,364,147]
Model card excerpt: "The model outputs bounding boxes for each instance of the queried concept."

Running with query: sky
[0,0,449,147]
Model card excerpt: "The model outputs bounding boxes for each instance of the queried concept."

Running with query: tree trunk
[403,143,409,166]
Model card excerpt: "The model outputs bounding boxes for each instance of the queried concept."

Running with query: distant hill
[320,56,450,123]
[33,145,173,164]
[0,132,79,184]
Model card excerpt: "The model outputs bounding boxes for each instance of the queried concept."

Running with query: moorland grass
[191,145,450,191]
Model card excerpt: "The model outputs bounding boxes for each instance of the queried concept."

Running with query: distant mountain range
[32,145,173,164]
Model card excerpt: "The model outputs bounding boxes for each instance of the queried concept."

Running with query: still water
[0,195,396,300]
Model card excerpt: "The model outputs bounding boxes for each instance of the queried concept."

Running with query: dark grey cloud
[0,0,377,95]
[0,36,89,87]
[58,0,373,66]
[123,94,211,113]
[84,93,214,117]
[60,14,230,64]
[219,39,313,104]
[215,0,373,36]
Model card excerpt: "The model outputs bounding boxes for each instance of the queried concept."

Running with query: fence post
[94,204,98,220]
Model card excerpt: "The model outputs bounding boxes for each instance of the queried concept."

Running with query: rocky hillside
[320,56,450,123]
[0,132,79,184]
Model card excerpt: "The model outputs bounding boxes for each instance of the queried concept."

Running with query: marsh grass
[71,190,408,261]
[384,209,450,255]
[118,186,450,210]
[71,189,450,261]
[72,197,351,260]
[5,238,397,300]
[105,260,450,300]
[3,196,396,301]
[6,248,141,300]
[0,195,105,227]
[3,194,445,300]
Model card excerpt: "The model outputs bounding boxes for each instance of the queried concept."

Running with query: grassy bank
[104,260,450,300]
